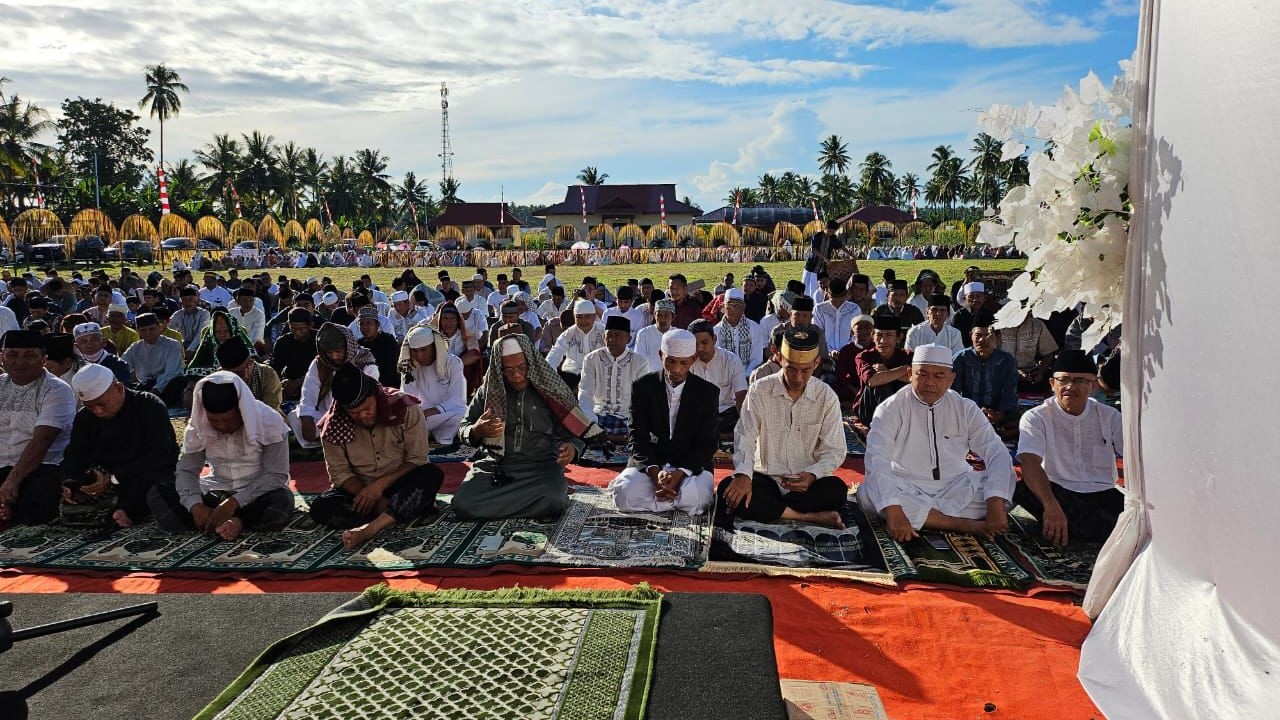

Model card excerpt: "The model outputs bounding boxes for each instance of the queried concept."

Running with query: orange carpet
[0,458,1102,719]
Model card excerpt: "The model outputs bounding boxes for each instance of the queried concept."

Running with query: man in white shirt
[813,277,858,354]
[1014,350,1124,546]
[719,326,848,529]
[714,288,768,373]
[122,313,186,407]
[858,344,1017,542]
[455,297,488,349]
[545,299,605,394]
[400,325,468,453]
[386,290,429,341]
[602,286,648,341]
[0,330,76,524]
[199,272,233,309]
[873,268,895,306]
[634,298,675,371]
[229,287,268,356]
[609,329,718,515]
[577,316,651,443]
[687,319,747,435]
[905,294,965,355]
[486,273,511,319]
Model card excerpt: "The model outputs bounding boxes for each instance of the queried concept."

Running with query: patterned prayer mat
[196,584,662,720]
[709,499,885,573]
[425,444,475,464]
[0,487,712,574]
[996,507,1101,591]
[843,422,867,456]
[578,443,633,468]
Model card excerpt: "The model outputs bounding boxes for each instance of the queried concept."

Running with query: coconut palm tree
[325,154,360,224]
[897,172,921,206]
[299,147,327,215]
[195,133,242,218]
[757,173,780,203]
[354,148,392,218]
[818,134,851,176]
[818,172,855,219]
[926,145,966,217]
[238,131,279,215]
[858,152,896,206]
[167,158,205,215]
[0,80,54,209]
[276,141,305,219]
[724,186,759,207]
[138,64,188,170]
[576,166,608,185]
[1001,154,1030,189]
[439,176,462,205]
[968,132,1004,210]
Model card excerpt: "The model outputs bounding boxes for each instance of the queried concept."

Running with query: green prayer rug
[0,487,712,574]
[196,584,663,720]
[995,507,1101,591]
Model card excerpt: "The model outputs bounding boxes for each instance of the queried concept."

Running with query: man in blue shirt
[951,312,1020,438]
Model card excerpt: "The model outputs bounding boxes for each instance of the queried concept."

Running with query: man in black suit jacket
[608,329,720,515]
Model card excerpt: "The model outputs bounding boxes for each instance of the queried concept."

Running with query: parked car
[161,237,193,250]
[29,243,68,263]
[197,239,222,250]
[103,240,154,262]
[72,235,106,260]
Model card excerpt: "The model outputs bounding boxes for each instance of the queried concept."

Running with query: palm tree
[276,141,305,219]
[577,166,608,185]
[897,172,921,206]
[0,80,54,209]
[354,148,392,218]
[299,147,327,216]
[968,132,1004,210]
[756,173,780,203]
[325,154,360,225]
[238,131,279,215]
[396,172,435,235]
[724,186,759,207]
[439,176,461,205]
[138,64,189,170]
[818,134,851,176]
[166,158,205,215]
[195,133,242,218]
[858,152,896,206]
[1001,154,1030,189]
[817,173,855,219]
[925,145,966,217]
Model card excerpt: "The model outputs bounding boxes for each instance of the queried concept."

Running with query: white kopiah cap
[453,297,471,314]
[500,337,524,357]
[660,329,697,357]
[911,344,955,367]
[573,299,595,315]
[406,325,434,349]
[963,282,985,295]
[725,288,745,302]
[71,363,115,402]
[322,291,339,305]
[389,290,409,303]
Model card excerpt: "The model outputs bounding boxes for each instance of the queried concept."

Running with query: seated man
[905,294,965,355]
[749,325,785,384]
[73,321,132,385]
[289,323,379,449]
[269,307,317,405]
[951,313,1019,435]
[610,329,718,515]
[309,364,445,550]
[999,310,1060,390]
[858,345,1017,542]
[545,298,605,393]
[0,330,75,524]
[122,312,186,407]
[871,279,925,332]
[833,314,875,409]
[397,325,467,454]
[216,336,283,414]
[60,364,179,528]
[453,334,595,521]
[148,372,293,540]
[687,319,748,436]
[950,281,987,347]
[101,304,139,354]
[633,297,675,371]
[356,305,402,388]
[715,288,768,373]
[1014,350,1124,545]
[577,316,651,443]
[718,327,848,529]
[853,315,911,427]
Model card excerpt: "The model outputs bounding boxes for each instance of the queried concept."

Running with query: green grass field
[85,257,1025,295]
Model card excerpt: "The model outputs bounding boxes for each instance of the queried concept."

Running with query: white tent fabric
[1079,2,1280,717]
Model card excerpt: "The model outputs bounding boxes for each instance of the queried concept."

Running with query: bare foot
[216,517,244,541]
[0,504,11,522]
[343,524,379,551]
[787,510,846,529]
[112,509,133,528]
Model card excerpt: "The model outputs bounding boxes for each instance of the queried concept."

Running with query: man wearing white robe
[399,325,467,452]
[859,344,1016,542]
[633,298,675,372]
[577,316,651,441]
[385,290,429,341]
[904,294,966,355]
[545,299,606,393]
[687,319,747,435]
[714,288,768,374]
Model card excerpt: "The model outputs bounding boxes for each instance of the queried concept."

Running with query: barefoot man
[858,344,1017,542]
[717,327,850,529]
[309,364,444,550]
[148,371,294,540]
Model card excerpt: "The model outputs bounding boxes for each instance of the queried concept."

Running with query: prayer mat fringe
[699,560,897,586]
[363,581,662,608]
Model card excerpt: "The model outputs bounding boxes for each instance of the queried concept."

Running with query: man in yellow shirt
[101,304,139,354]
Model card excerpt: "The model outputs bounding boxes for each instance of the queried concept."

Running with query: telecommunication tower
[439,83,454,183]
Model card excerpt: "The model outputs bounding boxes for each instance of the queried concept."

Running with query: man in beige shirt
[718,326,849,529]
[309,364,444,550]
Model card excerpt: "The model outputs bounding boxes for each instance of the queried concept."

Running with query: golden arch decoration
[839,219,870,244]
[195,216,226,243]
[740,227,770,246]
[159,214,194,242]
[676,224,707,248]
[869,221,898,246]
[340,227,355,240]
[357,230,374,247]
[646,224,675,247]
[494,225,520,247]
[706,221,740,247]
[119,214,158,243]
[615,224,645,247]
[434,226,464,248]
[229,218,257,244]
[258,215,283,244]
[773,221,802,246]
[0,216,10,247]
[13,209,65,243]
[304,218,325,242]
[69,209,117,242]
[801,219,827,239]
[282,219,305,244]
[898,220,931,242]
[588,224,616,247]
[554,225,580,246]
[464,225,494,246]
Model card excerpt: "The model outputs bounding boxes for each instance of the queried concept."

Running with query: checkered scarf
[481,332,600,458]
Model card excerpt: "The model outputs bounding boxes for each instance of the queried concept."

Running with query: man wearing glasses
[1014,349,1124,546]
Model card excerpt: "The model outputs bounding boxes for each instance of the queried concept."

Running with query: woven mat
[196,584,662,720]
[578,443,633,468]
[0,487,712,574]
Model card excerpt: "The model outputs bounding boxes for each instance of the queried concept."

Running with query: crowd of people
[0,221,1123,552]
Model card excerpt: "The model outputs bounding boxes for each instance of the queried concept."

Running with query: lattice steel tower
[439,83,454,183]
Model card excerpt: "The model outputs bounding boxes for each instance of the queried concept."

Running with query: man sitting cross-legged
[452,334,597,521]
[609,329,718,515]
[309,364,445,550]
[0,330,76,524]
[578,316,651,444]
[858,344,1017,542]
[148,372,293,541]
[718,327,849,529]
[60,364,179,528]
[687,319,748,436]
[397,324,467,455]
[1013,349,1124,545]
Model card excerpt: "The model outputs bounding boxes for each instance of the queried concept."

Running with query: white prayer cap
[963,282,985,295]
[660,329,697,358]
[850,314,875,330]
[73,322,102,337]
[454,297,471,314]
[406,325,434,349]
[911,344,955,368]
[573,299,595,315]
[500,337,524,357]
[71,363,115,402]
[390,290,409,303]
[472,273,485,282]
[725,288,745,302]
[107,303,128,315]
[507,284,522,297]
[322,291,339,305]
[542,273,556,285]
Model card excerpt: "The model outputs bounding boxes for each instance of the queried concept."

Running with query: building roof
[693,203,820,226]
[836,204,915,226]
[430,203,522,229]
[534,184,698,217]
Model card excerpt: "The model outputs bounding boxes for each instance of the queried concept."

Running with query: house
[429,202,523,248]
[533,184,698,246]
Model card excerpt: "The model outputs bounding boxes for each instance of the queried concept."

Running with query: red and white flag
[409,202,420,239]
[323,199,334,227]
[226,180,243,218]
[910,188,918,220]
[579,185,587,225]
[30,157,44,209]
[158,165,171,215]
[659,194,666,224]
[810,198,819,222]
[731,190,740,225]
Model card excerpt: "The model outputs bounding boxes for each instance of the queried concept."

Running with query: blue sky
[2,0,1139,211]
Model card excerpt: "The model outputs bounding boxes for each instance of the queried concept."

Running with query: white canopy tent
[1079,1,1280,716]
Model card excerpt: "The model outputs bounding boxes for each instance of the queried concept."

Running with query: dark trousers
[0,464,61,524]
[309,464,444,529]
[146,483,295,533]
[715,472,847,527]
[64,472,166,524]
[558,370,581,394]
[718,407,740,435]
[1013,481,1124,543]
